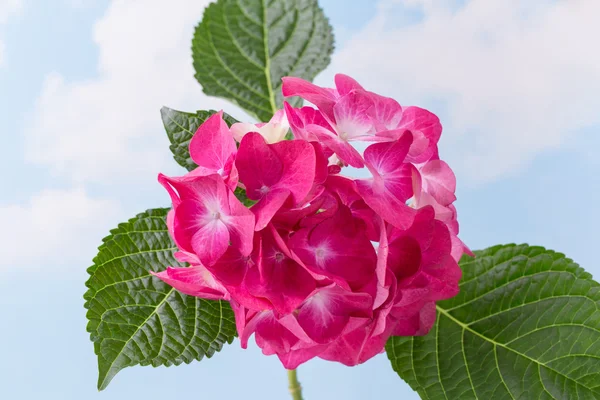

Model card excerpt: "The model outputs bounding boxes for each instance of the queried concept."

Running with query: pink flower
[154,73,469,370]
[235,132,319,230]
[158,173,255,267]
[355,132,417,230]
[283,75,378,168]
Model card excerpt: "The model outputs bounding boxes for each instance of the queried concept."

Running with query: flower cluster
[155,74,470,369]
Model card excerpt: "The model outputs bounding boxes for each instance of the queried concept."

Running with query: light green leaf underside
[160,107,238,172]
[192,0,334,121]
[84,208,237,390]
[387,244,600,400]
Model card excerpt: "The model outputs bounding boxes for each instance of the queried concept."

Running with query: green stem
[287,369,303,400]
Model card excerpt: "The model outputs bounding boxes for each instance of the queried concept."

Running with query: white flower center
[274,252,285,262]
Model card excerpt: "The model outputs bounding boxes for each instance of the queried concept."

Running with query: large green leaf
[84,208,237,390]
[387,244,600,399]
[160,107,238,172]
[192,0,334,121]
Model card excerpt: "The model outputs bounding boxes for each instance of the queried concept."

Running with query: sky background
[0,0,599,399]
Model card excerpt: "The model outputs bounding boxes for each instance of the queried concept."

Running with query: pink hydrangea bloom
[155,74,469,369]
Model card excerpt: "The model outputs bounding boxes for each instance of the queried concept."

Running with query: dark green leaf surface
[84,208,236,390]
[192,0,334,121]
[387,244,600,400]
[161,107,237,171]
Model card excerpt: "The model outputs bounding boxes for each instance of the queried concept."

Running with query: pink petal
[281,77,337,121]
[240,310,299,354]
[363,132,413,176]
[297,191,340,228]
[222,154,239,190]
[311,124,364,168]
[317,320,392,366]
[284,102,334,142]
[332,91,374,141]
[414,189,455,222]
[166,208,175,238]
[207,246,272,311]
[159,173,230,212]
[173,250,199,265]
[245,227,316,314]
[226,188,256,254]
[170,199,208,254]
[251,188,291,231]
[368,92,403,132]
[398,106,442,163]
[391,208,462,302]
[189,111,237,173]
[158,173,182,208]
[375,217,389,297]
[296,284,373,344]
[328,164,342,174]
[334,73,365,95]
[277,345,325,370]
[372,270,397,335]
[190,218,230,267]
[272,189,336,230]
[236,132,283,199]
[278,314,316,344]
[355,135,417,229]
[271,138,317,204]
[387,234,422,280]
[391,301,437,336]
[312,141,329,185]
[289,205,377,290]
[243,309,326,368]
[355,178,415,230]
[326,175,379,241]
[418,159,457,206]
[205,246,247,287]
[151,265,229,300]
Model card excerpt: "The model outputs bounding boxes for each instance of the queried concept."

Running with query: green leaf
[84,208,237,390]
[192,0,334,121]
[234,186,256,207]
[387,244,600,400]
[161,107,238,172]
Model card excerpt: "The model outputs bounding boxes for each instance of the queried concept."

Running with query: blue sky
[0,0,599,399]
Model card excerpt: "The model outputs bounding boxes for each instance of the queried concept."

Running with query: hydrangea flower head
[155,74,470,368]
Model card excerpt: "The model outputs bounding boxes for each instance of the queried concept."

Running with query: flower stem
[287,369,303,400]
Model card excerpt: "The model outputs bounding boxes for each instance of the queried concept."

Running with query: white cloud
[0,0,21,24]
[0,0,22,66]
[19,1,256,276]
[0,188,121,270]
[26,0,246,184]
[36,0,590,186]
[325,0,600,183]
